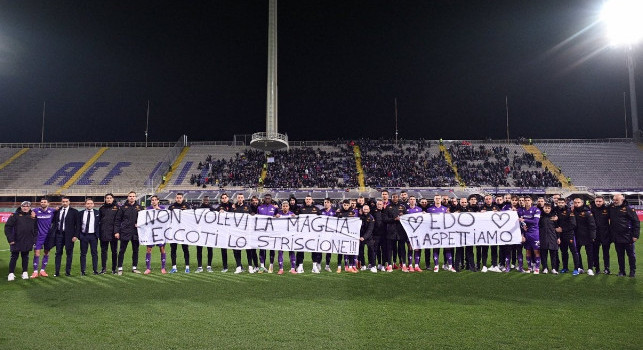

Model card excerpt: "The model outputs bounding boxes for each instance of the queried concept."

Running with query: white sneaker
[234,266,243,274]
[311,265,320,274]
[377,264,382,270]
[370,266,377,273]
[578,268,584,274]
[542,268,549,274]
[481,266,488,273]
[296,265,304,274]
[448,265,456,272]
[207,266,213,273]
[551,269,559,275]
[533,268,540,275]
[380,266,386,272]
[248,266,255,274]
[324,265,331,272]
[587,269,595,276]
[360,266,367,271]
[21,272,28,280]
[8,273,15,281]
[221,268,228,273]
[195,267,203,273]
[433,265,439,273]
[442,264,448,270]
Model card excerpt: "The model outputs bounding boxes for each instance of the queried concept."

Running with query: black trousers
[247,249,258,267]
[233,249,242,267]
[221,248,228,269]
[358,240,377,267]
[170,243,190,266]
[391,239,406,266]
[196,246,213,267]
[614,242,636,274]
[375,235,386,266]
[9,250,29,274]
[79,234,99,273]
[100,238,118,272]
[576,242,594,271]
[591,240,611,271]
[540,249,559,270]
[559,236,580,271]
[296,252,304,266]
[312,252,322,264]
[117,239,140,269]
[54,233,74,275]
[358,241,366,265]
[424,248,432,269]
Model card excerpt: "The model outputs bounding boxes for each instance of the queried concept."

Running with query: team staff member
[196,196,214,273]
[372,200,387,272]
[78,199,101,276]
[115,191,144,275]
[572,197,596,276]
[299,195,321,273]
[31,198,55,278]
[336,200,357,273]
[609,194,639,277]
[99,193,119,274]
[480,195,501,273]
[52,196,80,277]
[218,193,233,272]
[427,194,451,272]
[321,198,336,272]
[383,194,408,272]
[359,205,377,273]
[232,193,251,274]
[168,192,191,273]
[555,197,580,275]
[5,201,37,281]
[539,203,559,274]
[590,196,611,274]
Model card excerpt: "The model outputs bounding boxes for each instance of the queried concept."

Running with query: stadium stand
[535,141,643,189]
[0,139,640,203]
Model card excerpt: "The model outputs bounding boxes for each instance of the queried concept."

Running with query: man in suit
[78,198,100,275]
[51,196,80,276]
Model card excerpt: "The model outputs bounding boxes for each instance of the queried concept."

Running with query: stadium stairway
[522,144,575,191]
[0,148,29,171]
[439,144,465,186]
[55,147,109,195]
[157,146,190,191]
[353,145,366,191]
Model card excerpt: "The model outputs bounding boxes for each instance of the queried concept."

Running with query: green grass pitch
[1,223,641,349]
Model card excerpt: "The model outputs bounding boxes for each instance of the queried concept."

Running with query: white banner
[400,211,522,249]
[136,210,362,254]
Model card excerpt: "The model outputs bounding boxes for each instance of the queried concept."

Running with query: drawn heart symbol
[491,213,510,229]
[407,215,423,232]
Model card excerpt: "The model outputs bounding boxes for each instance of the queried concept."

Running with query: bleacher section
[0,140,640,199]
[535,142,643,189]
[164,145,255,190]
[0,147,170,195]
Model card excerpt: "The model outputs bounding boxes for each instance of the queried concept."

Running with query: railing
[0,187,154,197]
[0,141,177,148]
[188,141,246,146]
[251,132,289,143]
[145,135,188,189]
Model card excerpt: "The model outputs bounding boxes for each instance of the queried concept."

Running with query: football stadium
[1,1,642,349]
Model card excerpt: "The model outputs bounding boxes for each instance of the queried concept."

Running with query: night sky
[0,0,640,143]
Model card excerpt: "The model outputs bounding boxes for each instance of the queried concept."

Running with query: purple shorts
[523,235,540,251]
[34,232,49,250]
[147,243,166,248]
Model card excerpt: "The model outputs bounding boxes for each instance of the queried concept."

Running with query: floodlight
[601,0,643,46]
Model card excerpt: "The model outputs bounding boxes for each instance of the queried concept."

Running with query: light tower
[251,0,289,151]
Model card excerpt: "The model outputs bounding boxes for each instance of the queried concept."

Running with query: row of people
[5,190,639,280]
